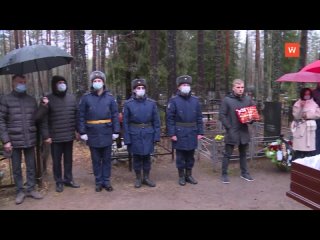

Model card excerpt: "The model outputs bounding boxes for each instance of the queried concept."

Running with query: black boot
[185,169,198,184]
[178,169,186,186]
[142,171,156,187]
[135,171,142,188]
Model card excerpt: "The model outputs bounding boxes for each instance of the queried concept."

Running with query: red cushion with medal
[235,106,260,124]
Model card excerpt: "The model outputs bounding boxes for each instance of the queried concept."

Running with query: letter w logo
[285,43,300,57]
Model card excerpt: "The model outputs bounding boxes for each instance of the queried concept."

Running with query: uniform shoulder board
[125,98,134,103]
[170,95,178,100]
[81,92,91,100]
[191,95,199,99]
[147,98,156,103]
[107,92,113,96]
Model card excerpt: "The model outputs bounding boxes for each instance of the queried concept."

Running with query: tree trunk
[54,30,59,46]
[244,30,249,88]
[14,30,19,49]
[297,30,308,94]
[46,30,51,45]
[70,30,75,69]
[46,30,52,93]
[214,30,224,99]
[197,30,205,97]
[18,30,24,48]
[72,30,88,101]
[255,30,260,100]
[271,30,282,101]
[167,30,177,99]
[263,30,270,101]
[92,30,97,71]
[1,33,8,94]
[224,30,230,95]
[150,30,159,101]
[100,32,107,72]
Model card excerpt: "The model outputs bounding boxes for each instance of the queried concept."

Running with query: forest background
[0,30,319,107]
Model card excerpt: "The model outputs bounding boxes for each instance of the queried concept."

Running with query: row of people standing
[0,71,200,204]
[0,71,255,205]
[78,72,203,191]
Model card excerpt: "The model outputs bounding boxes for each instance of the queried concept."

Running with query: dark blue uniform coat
[123,96,160,155]
[78,90,120,148]
[166,93,204,150]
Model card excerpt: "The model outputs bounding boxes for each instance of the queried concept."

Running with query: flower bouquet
[214,134,224,141]
[264,136,293,171]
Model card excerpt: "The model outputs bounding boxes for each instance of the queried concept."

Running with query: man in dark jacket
[0,74,44,204]
[219,79,254,184]
[78,71,120,192]
[166,75,204,186]
[39,75,80,193]
[123,79,161,188]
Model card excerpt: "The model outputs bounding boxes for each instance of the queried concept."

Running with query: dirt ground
[0,141,310,210]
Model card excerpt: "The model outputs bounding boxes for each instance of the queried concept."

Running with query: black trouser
[12,147,36,194]
[51,141,73,184]
[133,154,151,172]
[90,146,112,187]
[222,144,249,175]
[176,149,195,169]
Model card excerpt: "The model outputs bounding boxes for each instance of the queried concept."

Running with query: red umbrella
[300,60,320,73]
[276,71,320,83]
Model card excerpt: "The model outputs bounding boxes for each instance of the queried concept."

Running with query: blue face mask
[57,83,67,92]
[92,82,103,90]
[15,83,27,93]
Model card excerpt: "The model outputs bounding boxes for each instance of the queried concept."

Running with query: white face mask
[303,95,311,100]
[180,85,191,94]
[57,83,67,92]
[135,89,145,97]
[92,82,104,90]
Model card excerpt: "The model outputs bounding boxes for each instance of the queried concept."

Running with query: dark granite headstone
[264,102,282,138]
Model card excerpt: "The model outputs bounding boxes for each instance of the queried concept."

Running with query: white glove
[112,134,119,140]
[80,134,88,141]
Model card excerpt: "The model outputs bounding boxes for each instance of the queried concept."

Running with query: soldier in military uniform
[123,79,161,188]
[78,71,120,192]
[166,75,204,186]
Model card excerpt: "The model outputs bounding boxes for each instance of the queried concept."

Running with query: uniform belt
[86,119,111,124]
[130,123,151,128]
[176,122,196,127]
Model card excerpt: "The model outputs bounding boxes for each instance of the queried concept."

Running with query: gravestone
[264,102,282,138]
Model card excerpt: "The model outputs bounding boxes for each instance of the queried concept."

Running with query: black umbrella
[0,44,73,94]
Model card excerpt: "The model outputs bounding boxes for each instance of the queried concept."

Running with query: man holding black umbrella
[0,74,44,204]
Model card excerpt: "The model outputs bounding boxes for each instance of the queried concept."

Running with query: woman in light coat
[291,88,320,160]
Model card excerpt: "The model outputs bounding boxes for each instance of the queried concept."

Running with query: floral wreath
[264,136,293,171]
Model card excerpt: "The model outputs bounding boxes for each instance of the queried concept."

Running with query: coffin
[286,158,320,210]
